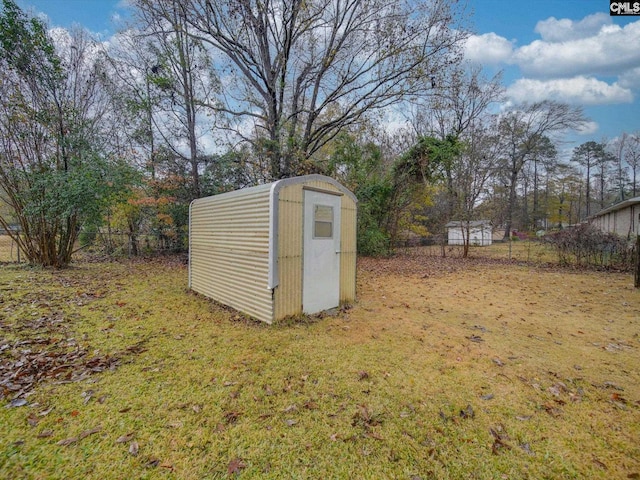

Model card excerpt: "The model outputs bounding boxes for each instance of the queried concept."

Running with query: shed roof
[191,174,358,206]
[445,220,491,228]
[588,196,640,219]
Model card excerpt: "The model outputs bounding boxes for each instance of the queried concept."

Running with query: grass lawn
[1,249,639,479]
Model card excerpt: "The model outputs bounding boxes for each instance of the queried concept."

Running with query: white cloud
[506,77,634,105]
[576,121,599,136]
[534,13,612,42]
[463,33,514,65]
[618,66,640,90]
[513,20,640,78]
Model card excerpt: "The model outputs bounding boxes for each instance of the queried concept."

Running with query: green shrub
[358,224,391,257]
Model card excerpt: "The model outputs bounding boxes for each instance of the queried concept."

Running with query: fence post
[635,235,640,288]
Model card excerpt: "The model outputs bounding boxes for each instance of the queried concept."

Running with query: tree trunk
[504,168,519,240]
[462,224,470,258]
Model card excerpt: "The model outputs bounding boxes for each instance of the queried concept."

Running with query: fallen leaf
[224,411,241,424]
[489,425,511,455]
[548,385,561,397]
[129,441,139,456]
[459,404,475,419]
[480,394,494,401]
[519,442,535,456]
[116,432,135,443]
[611,393,627,403]
[227,458,246,475]
[303,400,318,410]
[37,429,54,438]
[57,436,79,446]
[592,457,608,470]
[285,419,298,426]
[466,335,484,343]
[540,402,563,417]
[78,426,102,440]
[352,404,383,429]
[603,381,624,391]
[6,398,28,408]
[38,407,54,416]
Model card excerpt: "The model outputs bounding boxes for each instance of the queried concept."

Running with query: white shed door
[303,190,341,314]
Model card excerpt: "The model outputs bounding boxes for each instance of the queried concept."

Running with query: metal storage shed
[445,220,493,246]
[188,174,357,324]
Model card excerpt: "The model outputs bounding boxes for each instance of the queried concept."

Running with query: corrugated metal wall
[273,179,357,320]
[273,186,304,319]
[189,184,273,323]
[339,196,358,304]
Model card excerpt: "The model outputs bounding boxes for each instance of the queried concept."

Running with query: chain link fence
[0,230,187,264]
[396,233,637,272]
[0,233,24,264]
[2,227,635,272]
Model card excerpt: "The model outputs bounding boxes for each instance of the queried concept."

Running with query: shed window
[314,204,333,238]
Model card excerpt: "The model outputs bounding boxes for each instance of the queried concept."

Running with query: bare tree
[572,141,605,218]
[106,11,220,198]
[594,148,616,210]
[498,101,587,238]
[133,3,221,198]
[409,66,504,220]
[609,133,628,202]
[528,136,557,230]
[450,117,501,257]
[133,0,469,180]
[547,163,582,228]
[625,132,640,197]
[414,66,504,140]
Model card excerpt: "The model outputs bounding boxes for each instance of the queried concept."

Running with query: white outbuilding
[445,220,492,246]
[188,175,357,324]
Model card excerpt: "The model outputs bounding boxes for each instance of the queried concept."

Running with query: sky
[14,0,640,147]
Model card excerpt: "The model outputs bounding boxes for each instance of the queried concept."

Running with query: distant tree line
[0,0,636,266]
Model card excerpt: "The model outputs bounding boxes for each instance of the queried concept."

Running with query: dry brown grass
[0,249,639,479]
